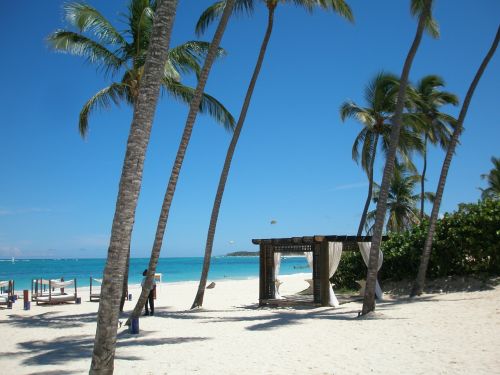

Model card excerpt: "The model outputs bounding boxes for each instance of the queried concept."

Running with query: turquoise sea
[0,257,310,290]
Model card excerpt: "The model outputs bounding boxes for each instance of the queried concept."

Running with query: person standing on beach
[141,269,156,316]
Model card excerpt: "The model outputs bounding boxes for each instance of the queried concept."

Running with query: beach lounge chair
[34,278,78,305]
[90,277,102,302]
[0,280,14,307]
[31,278,63,301]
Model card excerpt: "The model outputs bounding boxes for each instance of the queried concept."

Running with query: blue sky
[0,0,499,258]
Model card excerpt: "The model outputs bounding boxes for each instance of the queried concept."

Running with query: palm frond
[424,191,435,203]
[195,0,254,36]
[168,41,226,79]
[325,0,354,22]
[410,0,439,38]
[79,83,129,137]
[359,131,375,173]
[364,72,399,112]
[63,3,126,46]
[339,101,374,125]
[128,0,155,45]
[163,79,235,131]
[47,30,124,74]
[351,127,368,165]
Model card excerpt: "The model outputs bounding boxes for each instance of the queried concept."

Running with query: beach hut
[252,235,386,307]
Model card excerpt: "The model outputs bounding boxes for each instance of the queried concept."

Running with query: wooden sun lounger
[31,278,60,301]
[34,278,78,305]
[90,277,102,302]
[0,280,14,307]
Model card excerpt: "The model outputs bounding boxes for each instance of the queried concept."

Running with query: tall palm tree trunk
[90,0,178,373]
[119,246,130,312]
[420,134,428,219]
[126,0,236,322]
[357,134,379,236]
[411,26,500,297]
[361,0,431,316]
[191,4,276,309]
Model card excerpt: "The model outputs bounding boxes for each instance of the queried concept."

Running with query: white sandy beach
[1,273,499,375]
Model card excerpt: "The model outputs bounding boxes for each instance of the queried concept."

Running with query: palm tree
[480,156,500,200]
[48,0,235,324]
[411,27,500,297]
[340,72,423,236]
[191,0,354,309]
[361,0,436,315]
[47,1,233,138]
[87,0,179,372]
[409,75,458,218]
[365,165,432,233]
[126,0,237,322]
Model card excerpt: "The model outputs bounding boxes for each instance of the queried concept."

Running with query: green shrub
[331,199,500,289]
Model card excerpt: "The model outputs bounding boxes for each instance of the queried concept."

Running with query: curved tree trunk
[361,1,431,316]
[410,26,500,297]
[357,133,379,236]
[191,4,276,309]
[420,134,428,219]
[90,0,178,373]
[119,246,130,312]
[126,0,236,323]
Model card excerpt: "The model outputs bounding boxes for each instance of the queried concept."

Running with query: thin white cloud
[0,207,52,216]
[329,182,368,191]
[73,234,109,248]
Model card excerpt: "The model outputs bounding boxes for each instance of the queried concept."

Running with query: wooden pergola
[252,235,386,307]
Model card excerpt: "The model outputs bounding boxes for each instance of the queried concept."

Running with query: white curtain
[304,251,313,270]
[357,242,384,299]
[274,252,283,299]
[328,242,343,307]
[51,280,75,288]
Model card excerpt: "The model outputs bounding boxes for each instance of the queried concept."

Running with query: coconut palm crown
[340,72,423,235]
[480,156,500,200]
[408,74,458,217]
[47,0,235,137]
[195,0,353,36]
[366,164,432,234]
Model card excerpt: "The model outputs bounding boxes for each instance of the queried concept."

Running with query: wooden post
[259,244,265,305]
[320,240,330,307]
[270,245,276,300]
[312,243,321,304]
[48,280,52,305]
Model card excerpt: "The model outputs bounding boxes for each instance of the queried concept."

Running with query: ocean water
[0,257,310,290]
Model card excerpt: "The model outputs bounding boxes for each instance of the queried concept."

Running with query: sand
[0,273,499,375]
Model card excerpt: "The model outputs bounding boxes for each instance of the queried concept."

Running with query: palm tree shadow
[0,311,97,329]
[15,332,210,368]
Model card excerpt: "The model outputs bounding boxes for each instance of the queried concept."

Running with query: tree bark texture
[361,1,430,316]
[420,134,428,219]
[89,1,178,373]
[119,246,130,312]
[357,133,379,236]
[411,25,500,297]
[127,0,236,321]
[191,4,276,309]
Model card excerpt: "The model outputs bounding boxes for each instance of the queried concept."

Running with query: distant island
[226,251,259,257]
[226,251,306,256]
